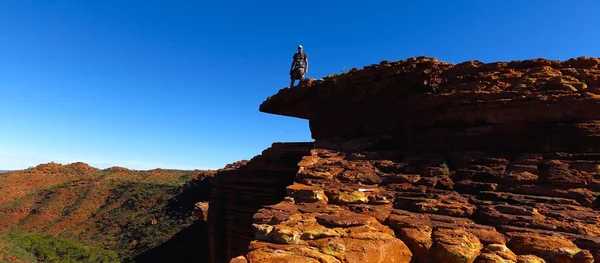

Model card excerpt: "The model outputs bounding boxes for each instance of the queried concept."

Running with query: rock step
[239,147,600,263]
[207,143,312,263]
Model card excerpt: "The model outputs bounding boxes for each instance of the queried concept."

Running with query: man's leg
[298,68,305,84]
[290,67,300,88]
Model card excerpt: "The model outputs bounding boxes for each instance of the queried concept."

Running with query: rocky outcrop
[207,142,313,263]
[216,57,600,263]
[195,201,209,221]
[233,148,600,263]
[260,57,600,152]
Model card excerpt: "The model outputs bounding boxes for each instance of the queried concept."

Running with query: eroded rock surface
[260,56,600,151]
[225,57,600,263]
[233,148,600,263]
[207,143,313,263]
[195,201,209,221]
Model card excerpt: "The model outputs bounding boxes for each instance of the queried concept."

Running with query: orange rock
[305,238,347,261]
[431,228,484,263]
[246,249,324,263]
[387,211,432,229]
[194,201,209,221]
[468,227,507,245]
[297,166,338,180]
[347,204,392,223]
[297,221,342,241]
[344,237,412,263]
[297,155,319,167]
[475,244,517,263]
[246,242,340,263]
[573,250,594,263]
[517,255,547,263]
[230,255,248,263]
[507,233,582,263]
[344,223,396,240]
[507,171,540,182]
[338,166,382,184]
[270,225,302,244]
[475,253,515,263]
[286,183,328,203]
[315,213,372,227]
[398,227,432,263]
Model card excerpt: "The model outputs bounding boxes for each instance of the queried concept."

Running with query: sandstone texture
[218,57,600,263]
[195,201,209,221]
[208,143,313,263]
[232,147,600,263]
[260,56,600,152]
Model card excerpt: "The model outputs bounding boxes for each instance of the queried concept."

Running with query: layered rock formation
[208,142,313,263]
[245,149,599,263]
[260,57,600,146]
[216,56,600,263]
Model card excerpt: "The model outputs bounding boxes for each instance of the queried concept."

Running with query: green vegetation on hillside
[0,163,213,262]
[0,235,37,263]
[1,231,118,263]
[86,180,200,260]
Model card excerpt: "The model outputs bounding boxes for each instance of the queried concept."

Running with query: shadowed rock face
[260,56,600,150]
[207,143,313,263]
[222,57,600,263]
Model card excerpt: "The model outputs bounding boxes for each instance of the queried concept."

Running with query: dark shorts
[290,67,305,80]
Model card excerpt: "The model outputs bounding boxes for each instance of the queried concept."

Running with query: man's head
[297,45,303,53]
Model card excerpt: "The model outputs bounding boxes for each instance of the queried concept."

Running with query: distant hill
[0,162,214,262]
[0,170,10,174]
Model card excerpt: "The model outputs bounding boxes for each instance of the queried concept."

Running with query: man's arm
[304,56,309,74]
[290,54,296,73]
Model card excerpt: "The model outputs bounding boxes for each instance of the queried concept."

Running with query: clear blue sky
[1,1,598,170]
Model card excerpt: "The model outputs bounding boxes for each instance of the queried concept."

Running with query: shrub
[3,231,120,263]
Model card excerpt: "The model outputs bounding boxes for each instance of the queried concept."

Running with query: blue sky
[0,1,598,170]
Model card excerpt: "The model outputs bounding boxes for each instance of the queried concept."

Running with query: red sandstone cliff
[208,143,313,263]
[210,56,600,263]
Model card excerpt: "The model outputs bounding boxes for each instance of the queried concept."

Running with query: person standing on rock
[289,45,308,88]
